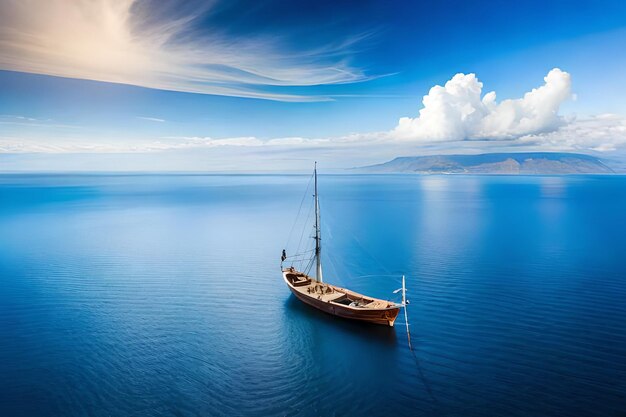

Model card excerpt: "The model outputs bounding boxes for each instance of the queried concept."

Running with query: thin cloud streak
[137,116,165,123]
[0,114,80,129]
[0,0,372,101]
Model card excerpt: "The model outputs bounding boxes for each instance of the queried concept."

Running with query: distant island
[357,152,619,175]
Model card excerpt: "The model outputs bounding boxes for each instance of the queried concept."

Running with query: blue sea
[1,174,625,416]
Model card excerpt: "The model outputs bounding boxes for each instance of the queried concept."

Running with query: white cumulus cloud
[519,113,626,152]
[393,68,572,141]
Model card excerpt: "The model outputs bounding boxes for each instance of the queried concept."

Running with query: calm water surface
[1,174,625,416]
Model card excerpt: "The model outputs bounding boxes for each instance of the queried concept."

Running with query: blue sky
[1,0,626,171]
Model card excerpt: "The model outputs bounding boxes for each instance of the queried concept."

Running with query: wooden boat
[281,163,404,327]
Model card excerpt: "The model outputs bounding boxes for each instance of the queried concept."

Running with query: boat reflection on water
[283,296,398,348]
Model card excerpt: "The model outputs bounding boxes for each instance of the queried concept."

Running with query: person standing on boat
[281,249,287,262]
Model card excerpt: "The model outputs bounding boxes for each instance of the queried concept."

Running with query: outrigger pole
[394,275,412,349]
[402,275,412,350]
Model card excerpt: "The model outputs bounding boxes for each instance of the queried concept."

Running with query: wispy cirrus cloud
[0,0,371,101]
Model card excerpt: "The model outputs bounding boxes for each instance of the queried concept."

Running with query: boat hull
[283,270,401,326]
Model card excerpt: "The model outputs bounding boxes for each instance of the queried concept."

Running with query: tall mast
[314,162,323,282]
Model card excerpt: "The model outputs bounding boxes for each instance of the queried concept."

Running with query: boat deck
[285,269,397,310]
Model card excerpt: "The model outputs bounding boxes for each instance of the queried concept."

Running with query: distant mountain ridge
[359,152,617,174]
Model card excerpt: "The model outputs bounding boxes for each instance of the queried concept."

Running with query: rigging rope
[284,173,314,251]
[294,195,315,266]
